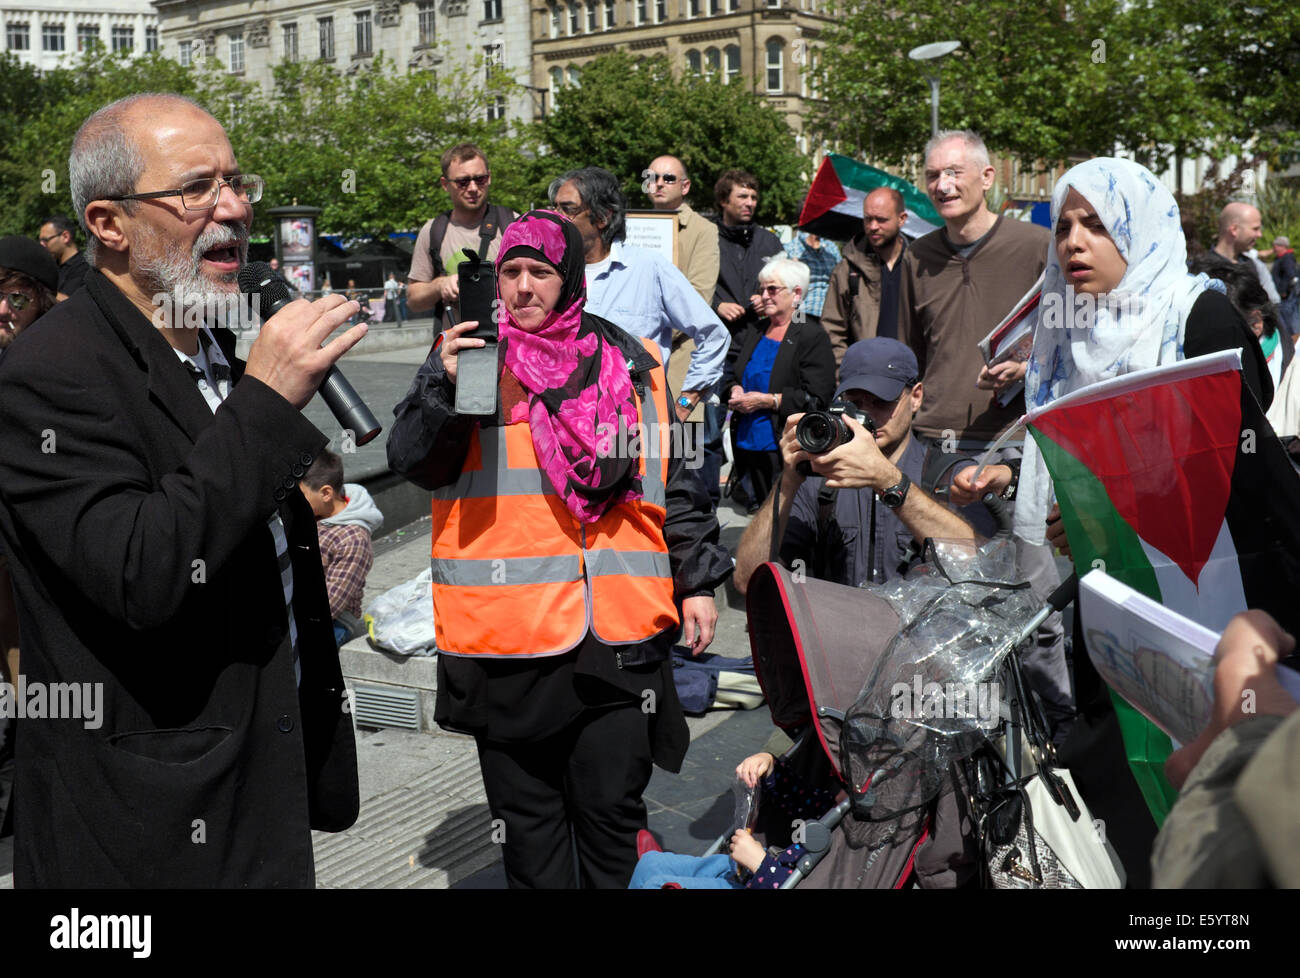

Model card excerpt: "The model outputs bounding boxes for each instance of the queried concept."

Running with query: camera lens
[796,413,835,454]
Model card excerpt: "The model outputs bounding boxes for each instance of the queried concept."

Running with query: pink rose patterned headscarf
[496,210,641,523]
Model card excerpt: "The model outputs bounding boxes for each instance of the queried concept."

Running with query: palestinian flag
[1026,350,1300,822]
[797,154,941,241]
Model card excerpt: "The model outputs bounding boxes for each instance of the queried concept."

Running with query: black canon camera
[796,398,875,455]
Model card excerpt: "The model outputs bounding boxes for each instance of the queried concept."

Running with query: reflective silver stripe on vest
[433,425,551,500]
[638,368,667,509]
[430,553,582,586]
[585,548,672,580]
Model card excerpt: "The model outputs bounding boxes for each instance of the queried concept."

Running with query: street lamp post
[907,41,961,138]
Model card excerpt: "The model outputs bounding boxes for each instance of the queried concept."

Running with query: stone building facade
[1,1,159,72]
[153,0,535,123]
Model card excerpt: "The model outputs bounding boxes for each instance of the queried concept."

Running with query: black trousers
[475,702,654,888]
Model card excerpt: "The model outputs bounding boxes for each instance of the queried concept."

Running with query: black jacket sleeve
[1184,289,1273,410]
[385,346,477,490]
[663,403,733,600]
[778,325,837,424]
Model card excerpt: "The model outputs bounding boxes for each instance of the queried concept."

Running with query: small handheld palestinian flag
[1024,349,1300,822]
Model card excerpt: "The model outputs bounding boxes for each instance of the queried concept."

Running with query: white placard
[624,210,677,265]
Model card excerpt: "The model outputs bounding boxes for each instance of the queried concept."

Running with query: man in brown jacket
[645,154,719,306]
[821,187,909,367]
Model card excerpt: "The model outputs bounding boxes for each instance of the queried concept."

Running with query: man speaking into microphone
[0,93,362,887]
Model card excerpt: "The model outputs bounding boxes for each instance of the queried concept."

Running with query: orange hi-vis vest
[430,337,678,657]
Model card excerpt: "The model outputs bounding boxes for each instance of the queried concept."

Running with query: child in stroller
[629,743,838,889]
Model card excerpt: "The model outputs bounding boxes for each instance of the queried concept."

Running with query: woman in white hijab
[959,157,1270,544]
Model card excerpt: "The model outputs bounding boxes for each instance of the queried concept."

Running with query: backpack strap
[427,211,452,279]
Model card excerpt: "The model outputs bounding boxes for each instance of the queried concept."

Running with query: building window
[728,0,740,9]
[6,22,29,51]
[656,0,667,20]
[41,23,64,52]
[635,0,647,23]
[485,43,506,120]
[485,0,503,19]
[550,4,562,36]
[686,48,700,73]
[418,1,436,44]
[77,24,99,51]
[569,2,580,33]
[765,38,783,92]
[709,0,720,13]
[689,0,701,14]
[111,25,133,52]
[355,11,372,56]
[550,66,563,97]
[587,1,598,31]
[229,33,244,72]
[146,26,158,52]
[725,44,740,83]
[567,65,580,87]
[283,22,299,61]
[319,17,335,59]
[767,0,780,6]
[604,0,616,27]
[704,47,719,76]
[178,39,193,66]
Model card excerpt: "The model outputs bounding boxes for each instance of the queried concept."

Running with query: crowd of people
[0,91,1296,891]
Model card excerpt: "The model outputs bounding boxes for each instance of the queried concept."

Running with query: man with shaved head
[1213,200,1282,305]
[820,186,909,366]
[0,93,361,886]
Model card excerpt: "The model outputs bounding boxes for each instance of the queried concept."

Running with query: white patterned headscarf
[1014,157,1225,543]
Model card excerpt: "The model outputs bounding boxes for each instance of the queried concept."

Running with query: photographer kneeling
[734,338,976,593]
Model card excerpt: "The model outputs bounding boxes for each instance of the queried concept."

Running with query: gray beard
[137,223,249,328]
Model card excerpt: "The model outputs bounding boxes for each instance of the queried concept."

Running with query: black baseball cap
[835,337,918,401]
[0,236,59,292]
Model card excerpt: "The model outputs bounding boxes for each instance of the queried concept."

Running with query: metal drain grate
[351,684,422,731]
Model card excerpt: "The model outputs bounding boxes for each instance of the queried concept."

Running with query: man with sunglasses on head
[407,143,516,331]
[0,93,362,887]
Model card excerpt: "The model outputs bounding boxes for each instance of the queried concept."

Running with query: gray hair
[759,255,810,297]
[70,92,210,266]
[923,129,991,170]
[547,167,627,247]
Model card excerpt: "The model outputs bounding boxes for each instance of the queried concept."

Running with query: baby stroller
[742,536,1121,889]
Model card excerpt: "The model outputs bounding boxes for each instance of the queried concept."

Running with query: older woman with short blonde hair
[722,253,835,511]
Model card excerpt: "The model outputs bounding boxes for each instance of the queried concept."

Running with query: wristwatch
[677,395,693,410]
[878,473,912,510]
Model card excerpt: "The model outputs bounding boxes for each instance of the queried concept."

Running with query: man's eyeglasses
[646,172,680,185]
[104,174,264,211]
[449,174,490,189]
[37,232,65,245]
[552,201,587,218]
[758,285,788,297]
[0,291,35,312]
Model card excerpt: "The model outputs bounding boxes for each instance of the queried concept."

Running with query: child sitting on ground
[298,451,383,646]
[630,745,837,889]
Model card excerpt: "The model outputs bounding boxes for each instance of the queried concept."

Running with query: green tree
[0,50,205,237]
[538,52,808,223]
[812,0,1297,175]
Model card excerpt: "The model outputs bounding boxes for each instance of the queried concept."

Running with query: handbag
[970,653,1125,889]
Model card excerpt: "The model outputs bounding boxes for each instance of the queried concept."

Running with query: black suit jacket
[722,318,837,446]
[0,269,358,887]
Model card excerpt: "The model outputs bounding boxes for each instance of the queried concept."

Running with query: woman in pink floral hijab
[492,209,642,521]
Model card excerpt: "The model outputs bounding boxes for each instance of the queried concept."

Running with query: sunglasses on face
[0,291,35,312]
[449,174,490,189]
[758,285,788,297]
[646,172,680,185]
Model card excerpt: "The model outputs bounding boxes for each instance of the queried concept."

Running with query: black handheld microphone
[238,262,382,446]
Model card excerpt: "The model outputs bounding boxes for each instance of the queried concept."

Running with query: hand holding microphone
[239,262,381,444]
